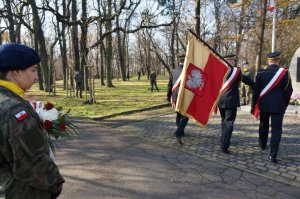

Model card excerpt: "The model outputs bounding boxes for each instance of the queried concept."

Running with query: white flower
[30,100,59,121]
[39,108,59,121]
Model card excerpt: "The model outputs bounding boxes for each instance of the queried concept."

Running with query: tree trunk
[80,0,89,90]
[170,0,176,69]
[96,1,106,86]
[195,0,201,36]
[71,0,80,72]
[255,0,267,77]
[213,0,221,52]
[29,0,49,91]
[100,41,106,86]
[235,0,247,63]
[105,0,114,87]
[116,14,126,81]
[49,39,58,92]
[34,36,44,90]
[56,0,68,90]
[5,0,16,42]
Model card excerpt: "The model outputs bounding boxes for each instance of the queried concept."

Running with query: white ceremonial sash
[171,73,182,107]
[221,67,240,93]
[254,68,287,119]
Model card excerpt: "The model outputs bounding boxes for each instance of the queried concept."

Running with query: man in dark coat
[251,51,293,163]
[167,55,189,145]
[218,54,254,154]
[150,70,159,92]
[74,70,83,98]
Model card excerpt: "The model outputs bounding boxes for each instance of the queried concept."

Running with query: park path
[53,106,300,199]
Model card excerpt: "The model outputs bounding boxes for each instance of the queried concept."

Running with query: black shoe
[221,149,230,154]
[258,142,266,150]
[176,136,183,145]
[269,157,277,164]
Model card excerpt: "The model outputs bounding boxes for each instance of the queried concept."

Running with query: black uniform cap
[267,51,281,60]
[0,43,40,71]
[223,54,236,60]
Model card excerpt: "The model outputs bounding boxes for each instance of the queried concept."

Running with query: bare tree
[255,0,267,76]
[54,0,70,90]
[195,0,201,36]
[28,0,50,91]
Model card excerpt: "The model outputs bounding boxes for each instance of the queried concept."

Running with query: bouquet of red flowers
[30,101,79,153]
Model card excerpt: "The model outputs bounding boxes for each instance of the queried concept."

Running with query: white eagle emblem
[186,69,205,90]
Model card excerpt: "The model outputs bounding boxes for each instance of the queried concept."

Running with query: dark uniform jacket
[251,64,293,113]
[0,86,64,199]
[168,64,183,104]
[218,67,254,108]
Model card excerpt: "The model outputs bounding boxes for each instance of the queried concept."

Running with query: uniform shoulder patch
[14,110,29,122]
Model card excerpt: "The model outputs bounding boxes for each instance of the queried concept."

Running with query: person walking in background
[218,54,254,154]
[74,70,83,98]
[137,70,141,80]
[251,51,293,163]
[167,55,189,145]
[0,43,65,199]
[150,70,159,92]
[240,61,254,105]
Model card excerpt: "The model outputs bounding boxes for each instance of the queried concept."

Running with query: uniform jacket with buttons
[251,64,293,113]
[218,67,254,109]
[168,64,183,104]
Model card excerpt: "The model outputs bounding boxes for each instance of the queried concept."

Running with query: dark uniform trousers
[259,111,284,159]
[175,112,189,137]
[218,67,254,152]
[219,108,237,151]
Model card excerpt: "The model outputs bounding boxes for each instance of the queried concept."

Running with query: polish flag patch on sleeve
[14,110,29,121]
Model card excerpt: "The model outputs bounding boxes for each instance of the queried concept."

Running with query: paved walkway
[1,106,299,198]
[112,106,300,188]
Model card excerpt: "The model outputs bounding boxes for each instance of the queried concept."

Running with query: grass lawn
[27,74,170,118]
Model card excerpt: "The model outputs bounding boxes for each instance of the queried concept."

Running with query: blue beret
[267,51,281,59]
[0,43,40,71]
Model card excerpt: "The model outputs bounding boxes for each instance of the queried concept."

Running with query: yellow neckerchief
[243,68,249,72]
[0,80,25,98]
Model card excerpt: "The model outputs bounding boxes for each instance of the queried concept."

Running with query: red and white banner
[269,0,276,12]
[254,68,287,119]
[175,35,230,126]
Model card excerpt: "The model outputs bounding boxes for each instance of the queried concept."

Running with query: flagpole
[188,29,233,69]
[271,1,276,52]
